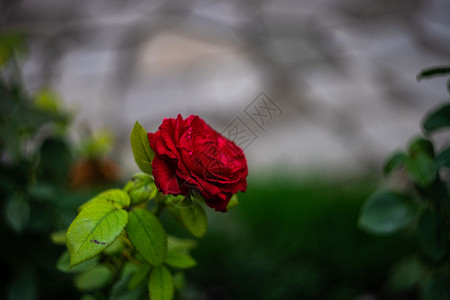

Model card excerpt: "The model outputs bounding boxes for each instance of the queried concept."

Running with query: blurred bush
[0,31,118,300]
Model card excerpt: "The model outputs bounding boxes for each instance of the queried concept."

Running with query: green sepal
[226,194,239,210]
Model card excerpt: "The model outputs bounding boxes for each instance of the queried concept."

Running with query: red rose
[148,114,248,212]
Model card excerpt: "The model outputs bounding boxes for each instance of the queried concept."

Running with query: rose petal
[152,156,182,195]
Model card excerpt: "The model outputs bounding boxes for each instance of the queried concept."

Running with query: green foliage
[383,151,407,176]
[130,121,154,174]
[66,201,129,266]
[358,67,450,300]
[187,178,411,300]
[148,266,175,300]
[123,173,157,205]
[56,251,100,274]
[436,146,450,168]
[0,31,88,300]
[406,137,437,187]
[0,32,26,67]
[74,265,114,291]
[127,208,167,266]
[387,256,424,293]
[422,104,450,133]
[77,129,115,159]
[78,189,130,211]
[128,263,151,290]
[417,65,450,94]
[5,193,30,233]
[167,198,208,238]
[418,210,448,261]
[165,251,197,269]
[109,265,147,300]
[417,66,450,81]
[358,191,415,234]
[61,120,225,300]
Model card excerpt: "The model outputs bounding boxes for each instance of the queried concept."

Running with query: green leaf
[66,203,129,266]
[127,208,167,266]
[74,265,113,291]
[422,104,450,133]
[167,201,208,238]
[79,295,96,300]
[128,263,151,290]
[34,88,63,114]
[104,237,125,255]
[173,272,186,291]
[383,151,407,176]
[417,66,450,81]
[50,230,67,245]
[409,137,434,157]
[436,146,450,169]
[78,130,114,158]
[406,138,437,187]
[148,266,174,300]
[56,250,99,273]
[387,256,423,292]
[5,193,30,233]
[79,189,130,212]
[130,121,154,174]
[110,267,147,300]
[358,191,415,235]
[418,210,448,260]
[421,274,450,300]
[123,173,157,205]
[7,269,37,300]
[165,252,197,269]
[0,32,26,67]
[167,235,197,252]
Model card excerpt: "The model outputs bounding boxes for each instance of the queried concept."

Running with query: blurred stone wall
[2,0,450,178]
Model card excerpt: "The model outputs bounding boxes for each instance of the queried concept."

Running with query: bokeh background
[1,0,450,299]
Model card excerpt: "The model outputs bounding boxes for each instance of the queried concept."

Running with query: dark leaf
[417,66,450,81]
[422,104,450,133]
[358,191,415,235]
[383,151,407,176]
[436,146,450,169]
[418,210,448,261]
[406,138,437,187]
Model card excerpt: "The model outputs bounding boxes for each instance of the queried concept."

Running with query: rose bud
[123,173,157,205]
